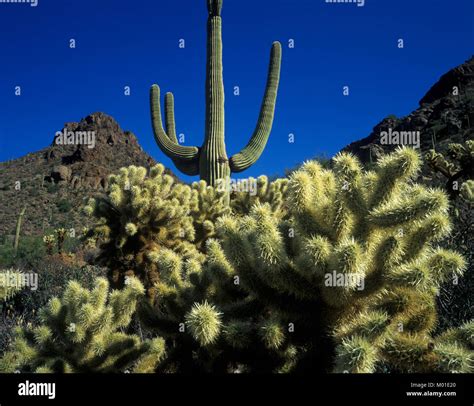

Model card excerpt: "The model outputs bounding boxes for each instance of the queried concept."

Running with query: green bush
[0,236,45,268]
[56,199,72,213]
[46,183,60,194]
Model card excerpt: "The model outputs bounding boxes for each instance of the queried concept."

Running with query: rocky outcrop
[343,57,474,164]
[0,113,173,236]
[420,57,474,105]
[44,112,156,191]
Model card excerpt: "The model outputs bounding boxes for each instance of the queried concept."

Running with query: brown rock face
[0,112,174,237]
[45,112,156,191]
[51,165,72,183]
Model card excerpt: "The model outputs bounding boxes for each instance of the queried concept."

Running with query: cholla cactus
[230,175,289,219]
[191,148,472,372]
[189,176,288,248]
[84,164,266,295]
[84,164,203,294]
[138,239,296,372]
[80,227,98,249]
[42,235,56,255]
[433,320,474,372]
[0,277,166,373]
[55,228,67,254]
[460,179,474,203]
[191,180,231,248]
[425,140,474,199]
[185,301,222,346]
[0,269,26,301]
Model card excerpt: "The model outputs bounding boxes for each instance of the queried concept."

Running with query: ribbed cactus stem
[230,42,282,172]
[207,0,222,16]
[164,92,178,144]
[13,205,26,257]
[163,92,200,176]
[150,85,199,161]
[201,3,229,186]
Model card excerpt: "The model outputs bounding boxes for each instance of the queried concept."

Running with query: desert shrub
[0,236,45,268]
[56,199,72,213]
[12,259,106,324]
[46,183,60,194]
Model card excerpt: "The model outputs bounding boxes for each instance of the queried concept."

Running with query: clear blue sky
[0,0,472,181]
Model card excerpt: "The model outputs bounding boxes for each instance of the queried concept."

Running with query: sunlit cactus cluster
[0,277,165,373]
[190,180,231,248]
[83,164,203,294]
[0,0,472,383]
[2,147,473,374]
[170,147,471,373]
[230,175,289,219]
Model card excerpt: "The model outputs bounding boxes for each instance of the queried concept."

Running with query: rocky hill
[0,113,160,237]
[343,56,474,166]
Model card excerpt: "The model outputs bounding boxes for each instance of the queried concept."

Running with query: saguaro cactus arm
[229,41,282,173]
[163,91,200,176]
[164,92,179,144]
[150,85,200,162]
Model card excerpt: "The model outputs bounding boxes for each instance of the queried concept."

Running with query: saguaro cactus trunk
[13,205,26,257]
[150,0,282,186]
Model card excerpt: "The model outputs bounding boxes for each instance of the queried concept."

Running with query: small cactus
[460,179,474,203]
[425,140,474,199]
[55,228,67,254]
[42,234,55,255]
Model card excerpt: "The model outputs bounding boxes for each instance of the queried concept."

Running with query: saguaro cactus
[150,0,282,186]
[13,205,26,257]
